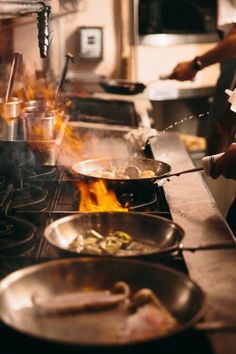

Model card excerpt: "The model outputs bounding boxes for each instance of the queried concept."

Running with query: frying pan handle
[179,241,236,252]
[158,167,204,180]
[195,320,236,332]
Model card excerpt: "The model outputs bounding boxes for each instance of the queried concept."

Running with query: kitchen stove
[0,158,213,354]
[0,165,172,259]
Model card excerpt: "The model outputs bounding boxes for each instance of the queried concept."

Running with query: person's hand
[211,143,236,179]
[168,60,197,81]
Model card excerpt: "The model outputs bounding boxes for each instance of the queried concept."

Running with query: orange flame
[14,78,129,212]
[78,180,128,212]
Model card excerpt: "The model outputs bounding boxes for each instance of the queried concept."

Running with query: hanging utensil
[37,2,51,59]
[5,52,21,103]
[17,53,29,101]
[54,53,75,107]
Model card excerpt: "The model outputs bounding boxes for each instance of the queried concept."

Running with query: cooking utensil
[44,212,236,258]
[72,157,171,192]
[17,53,29,101]
[99,78,161,95]
[21,111,56,141]
[5,52,21,103]
[155,167,204,181]
[55,53,75,107]
[100,79,146,95]
[44,212,184,257]
[0,113,69,168]
[0,257,205,346]
[0,97,22,141]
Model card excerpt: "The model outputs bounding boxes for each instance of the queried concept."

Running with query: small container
[0,97,22,140]
[23,99,51,113]
[21,111,55,141]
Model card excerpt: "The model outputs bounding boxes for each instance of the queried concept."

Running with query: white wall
[13,0,117,78]
[136,43,220,90]
[13,0,219,90]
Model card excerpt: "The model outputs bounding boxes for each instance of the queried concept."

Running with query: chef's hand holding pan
[209,143,236,180]
[167,60,198,81]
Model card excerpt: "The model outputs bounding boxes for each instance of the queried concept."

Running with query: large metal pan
[44,212,236,258]
[44,212,184,257]
[72,157,171,192]
[0,257,205,347]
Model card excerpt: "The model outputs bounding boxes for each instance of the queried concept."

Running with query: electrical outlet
[78,27,103,60]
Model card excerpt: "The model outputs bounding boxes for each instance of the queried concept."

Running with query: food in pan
[68,228,159,255]
[32,282,177,339]
[89,163,156,180]
[32,281,130,315]
[120,288,177,340]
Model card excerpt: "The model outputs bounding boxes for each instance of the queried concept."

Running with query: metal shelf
[0,1,51,58]
[0,1,46,19]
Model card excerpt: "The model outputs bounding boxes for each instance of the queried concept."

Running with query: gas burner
[117,188,158,212]
[0,176,6,191]
[0,216,36,255]
[11,183,48,212]
[73,184,158,212]
[0,220,14,237]
[25,166,60,182]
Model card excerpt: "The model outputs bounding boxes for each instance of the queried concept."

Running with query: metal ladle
[5,52,21,102]
[54,53,75,107]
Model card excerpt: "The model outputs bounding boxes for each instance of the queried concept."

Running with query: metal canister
[0,97,22,140]
[21,111,55,141]
[23,99,49,113]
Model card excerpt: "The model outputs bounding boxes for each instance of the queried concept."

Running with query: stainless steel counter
[147,86,215,101]
[151,132,236,354]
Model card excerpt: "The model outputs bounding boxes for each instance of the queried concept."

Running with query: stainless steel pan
[44,212,236,258]
[44,212,184,257]
[0,257,205,346]
[72,157,171,192]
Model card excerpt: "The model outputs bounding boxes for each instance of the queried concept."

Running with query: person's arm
[211,143,236,179]
[169,24,236,81]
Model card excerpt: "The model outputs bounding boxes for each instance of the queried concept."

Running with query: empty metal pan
[0,257,205,347]
[44,212,184,257]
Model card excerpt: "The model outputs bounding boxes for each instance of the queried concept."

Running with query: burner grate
[0,216,36,256]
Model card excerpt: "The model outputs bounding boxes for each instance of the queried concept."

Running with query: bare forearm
[169,26,236,81]
[199,28,236,68]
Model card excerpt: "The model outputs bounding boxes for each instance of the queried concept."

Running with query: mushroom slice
[140,170,155,178]
[124,165,141,179]
[32,281,130,316]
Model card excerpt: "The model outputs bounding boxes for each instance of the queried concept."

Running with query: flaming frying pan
[72,157,171,193]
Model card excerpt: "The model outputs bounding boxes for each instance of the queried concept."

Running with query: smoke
[0,141,36,182]
[56,128,134,168]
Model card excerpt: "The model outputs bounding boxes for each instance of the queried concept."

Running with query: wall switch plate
[78,26,103,60]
